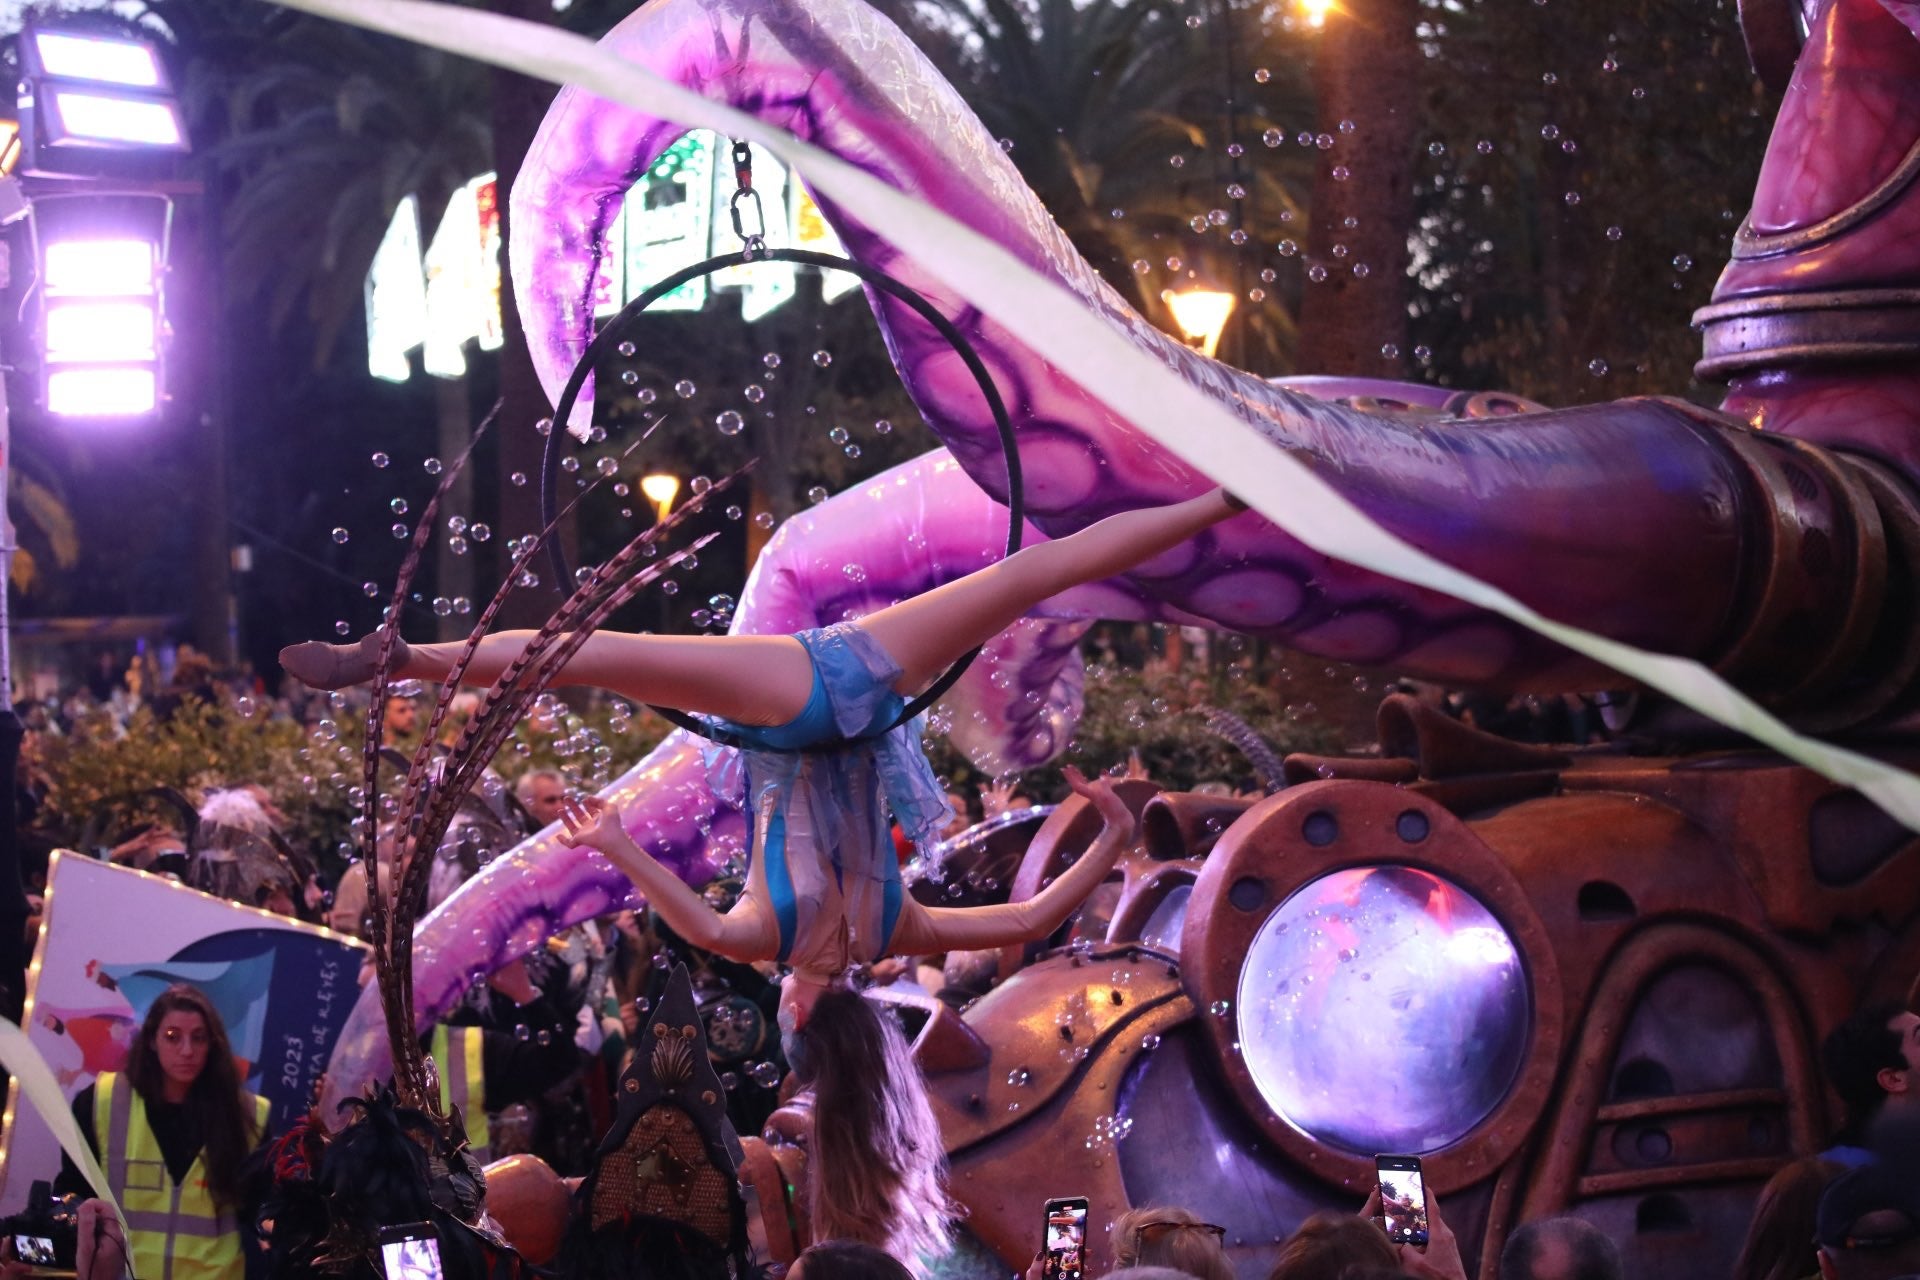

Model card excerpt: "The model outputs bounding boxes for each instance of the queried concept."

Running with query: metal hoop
[542,247,1025,752]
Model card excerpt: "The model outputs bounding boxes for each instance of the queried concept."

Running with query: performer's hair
[125,982,257,1209]
[794,987,956,1262]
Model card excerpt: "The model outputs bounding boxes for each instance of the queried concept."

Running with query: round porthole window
[1235,865,1530,1153]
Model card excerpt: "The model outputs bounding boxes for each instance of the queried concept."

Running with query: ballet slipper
[279,631,408,690]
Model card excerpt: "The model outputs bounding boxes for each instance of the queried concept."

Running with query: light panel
[47,367,156,417]
[45,239,157,295]
[31,32,165,90]
[48,90,186,150]
[46,301,156,363]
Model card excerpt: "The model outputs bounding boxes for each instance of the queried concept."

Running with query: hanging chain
[728,139,768,260]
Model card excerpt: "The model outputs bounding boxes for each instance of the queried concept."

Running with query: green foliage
[1408,0,1779,405]
[880,0,1319,372]
[926,654,1346,799]
[38,699,325,848]
[33,694,677,867]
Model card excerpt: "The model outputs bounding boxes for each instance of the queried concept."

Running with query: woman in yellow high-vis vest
[56,984,267,1280]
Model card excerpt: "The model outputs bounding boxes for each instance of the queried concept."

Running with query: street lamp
[1301,0,1335,27]
[1165,285,1238,358]
[640,473,681,523]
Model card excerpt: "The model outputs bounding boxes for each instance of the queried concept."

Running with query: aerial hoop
[541,245,1025,752]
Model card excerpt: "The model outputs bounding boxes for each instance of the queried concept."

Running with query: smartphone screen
[377,1224,444,1280]
[1376,1155,1429,1248]
[1041,1196,1090,1280]
[12,1236,54,1266]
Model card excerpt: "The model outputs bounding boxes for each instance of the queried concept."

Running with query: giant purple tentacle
[508,0,1889,699]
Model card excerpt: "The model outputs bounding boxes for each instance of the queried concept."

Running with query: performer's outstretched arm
[888,769,1135,955]
[557,796,780,959]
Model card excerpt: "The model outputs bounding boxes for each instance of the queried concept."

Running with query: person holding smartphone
[1361,1180,1469,1280]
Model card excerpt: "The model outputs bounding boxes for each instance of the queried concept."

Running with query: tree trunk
[490,0,565,626]
[1297,0,1420,377]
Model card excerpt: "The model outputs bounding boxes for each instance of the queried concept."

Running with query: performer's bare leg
[282,488,1241,724]
[397,631,815,727]
[857,487,1243,693]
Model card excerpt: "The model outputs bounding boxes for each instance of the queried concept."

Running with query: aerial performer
[282,486,1235,1014]
[284,487,1233,1258]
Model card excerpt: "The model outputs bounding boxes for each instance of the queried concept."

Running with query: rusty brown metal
[1141,792,1258,861]
[1518,923,1825,1222]
[922,733,1920,1278]
[1180,783,1566,1196]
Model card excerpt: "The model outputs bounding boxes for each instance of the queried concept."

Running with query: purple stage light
[47,90,186,151]
[28,32,167,90]
[47,368,156,417]
[45,301,156,363]
[45,239,155,294]
[42,235,164,418]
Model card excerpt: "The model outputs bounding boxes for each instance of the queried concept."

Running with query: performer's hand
[1064,766,1133,837]
[558,795,626,851]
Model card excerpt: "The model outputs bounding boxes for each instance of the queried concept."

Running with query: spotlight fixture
[41,232,164,417]
[19,25,189,178]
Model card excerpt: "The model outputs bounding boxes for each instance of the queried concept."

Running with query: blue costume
[707,624,952,975]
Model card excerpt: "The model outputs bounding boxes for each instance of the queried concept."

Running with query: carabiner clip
[731,187,768,259]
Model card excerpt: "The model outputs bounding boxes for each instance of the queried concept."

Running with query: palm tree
[185,11,494,638]
[876,0,1319,372]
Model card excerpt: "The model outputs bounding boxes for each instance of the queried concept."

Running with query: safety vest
[94,1071,267,1280]
[430,1024,490,1162]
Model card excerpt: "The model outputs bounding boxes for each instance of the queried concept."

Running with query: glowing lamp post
[1165,285,1238,358]
[0,26,194,1008]
[640,473,682,523]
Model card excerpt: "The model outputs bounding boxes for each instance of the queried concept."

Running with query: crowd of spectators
[7,649,1918,1280]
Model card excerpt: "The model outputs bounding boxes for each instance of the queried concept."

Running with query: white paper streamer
[263,0,1920,831]
[0,1018,129,1244]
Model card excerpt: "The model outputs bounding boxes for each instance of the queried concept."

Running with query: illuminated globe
[1236,865,1530,1154]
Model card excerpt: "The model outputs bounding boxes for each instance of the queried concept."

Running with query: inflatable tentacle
[510,0,1912,707]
